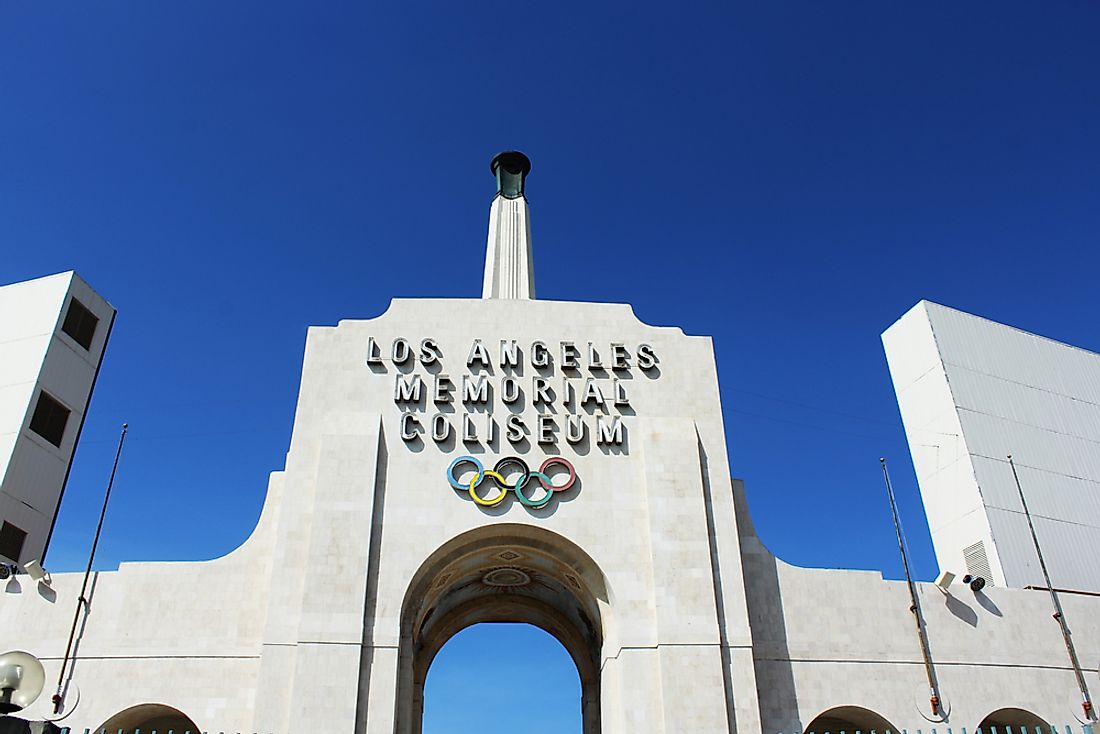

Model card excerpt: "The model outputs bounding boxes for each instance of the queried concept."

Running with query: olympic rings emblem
[446,456,577,508]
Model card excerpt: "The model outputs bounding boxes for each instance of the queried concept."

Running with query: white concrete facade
[884,301,1100,594]
[2,171,1098,734]
[0,272,114,567]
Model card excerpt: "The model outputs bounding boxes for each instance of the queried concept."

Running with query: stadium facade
[1,154,1097,734]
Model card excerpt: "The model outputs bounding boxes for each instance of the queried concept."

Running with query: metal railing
[47,726,1098,734]
[788,728,1096,734]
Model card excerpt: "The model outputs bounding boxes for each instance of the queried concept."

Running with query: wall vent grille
[963,541,993,584]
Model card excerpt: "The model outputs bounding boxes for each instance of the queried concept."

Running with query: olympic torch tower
[482,151,536,300]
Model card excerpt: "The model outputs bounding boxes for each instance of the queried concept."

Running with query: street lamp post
[1007,454,1095,722]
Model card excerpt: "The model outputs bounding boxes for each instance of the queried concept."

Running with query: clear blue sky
[3,3,1098,732]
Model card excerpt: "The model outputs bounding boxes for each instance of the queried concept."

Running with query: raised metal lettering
[613,379,630,407]
[419,338,442,365]
[566,415,585,444]
[611,343,630,370]
[560,341,580,370]
[433,374,453,404]
[597,415,624,445]
[462,374,489,404]
[532,377,553,405]
[400,413,421,441]
[582,378,606,407]
[392,338,412,365]
[366,336,383,365]
[467,339,491,369]
[432,414,451,442]
[506,414,526,443]
[537,414,556,444]
[502,377,521,403]
[500,339,520,368]
[531,341,550,368]
[587,342,603,369]
[394,374,423,403]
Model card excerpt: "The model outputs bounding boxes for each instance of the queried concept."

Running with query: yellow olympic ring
[469,470,508,506]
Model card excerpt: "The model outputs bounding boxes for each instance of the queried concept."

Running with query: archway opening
[804,705,898,734]
[977,708,1051,734]
[423,622,582,733]
[96,703,200,733]
[395,524,610,734]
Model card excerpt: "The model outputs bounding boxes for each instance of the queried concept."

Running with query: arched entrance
[804,705,899,734]
[395,524,611,734]
[423,622,583,731]
[976,707,1051,734]
[96,703,200,733]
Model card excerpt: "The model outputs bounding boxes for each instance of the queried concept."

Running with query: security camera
[0,564,13,581]
[962,574,986,592]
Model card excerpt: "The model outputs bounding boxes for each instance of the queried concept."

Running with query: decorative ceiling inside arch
[408,539,605,679]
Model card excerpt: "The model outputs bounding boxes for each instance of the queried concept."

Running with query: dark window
[29,391,70,447]
[61,297,99,350]
[0,521,27,562]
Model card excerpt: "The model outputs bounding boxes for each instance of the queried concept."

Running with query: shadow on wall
[355,427,390,734]
[733,479,800,733]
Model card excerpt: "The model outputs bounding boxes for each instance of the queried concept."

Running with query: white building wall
[884,301,1100,592]
[735,479,1100,733]
[0,272,115,566]
[0,468,282,732]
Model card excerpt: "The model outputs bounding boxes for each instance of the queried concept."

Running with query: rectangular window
[61,297,99,351]
[29,391,71,447]
[0,521,27,563]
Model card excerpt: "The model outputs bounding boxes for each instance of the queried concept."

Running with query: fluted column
[482,151,535,300]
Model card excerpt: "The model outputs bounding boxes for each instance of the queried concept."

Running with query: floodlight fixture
[934,571,955,590]
[24,560,49,585]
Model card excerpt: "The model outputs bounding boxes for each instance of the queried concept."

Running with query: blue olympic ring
[447,455,577,508]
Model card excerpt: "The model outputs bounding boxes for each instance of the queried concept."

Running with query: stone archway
[976,707,1051,734]
[395,523,612,734]
[804,705,899,734]
[96,703,200,733]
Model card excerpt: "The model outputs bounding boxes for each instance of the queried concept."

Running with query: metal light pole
[1007,454,1095,722]
[52,423,128,714]
[881,458,943,718]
